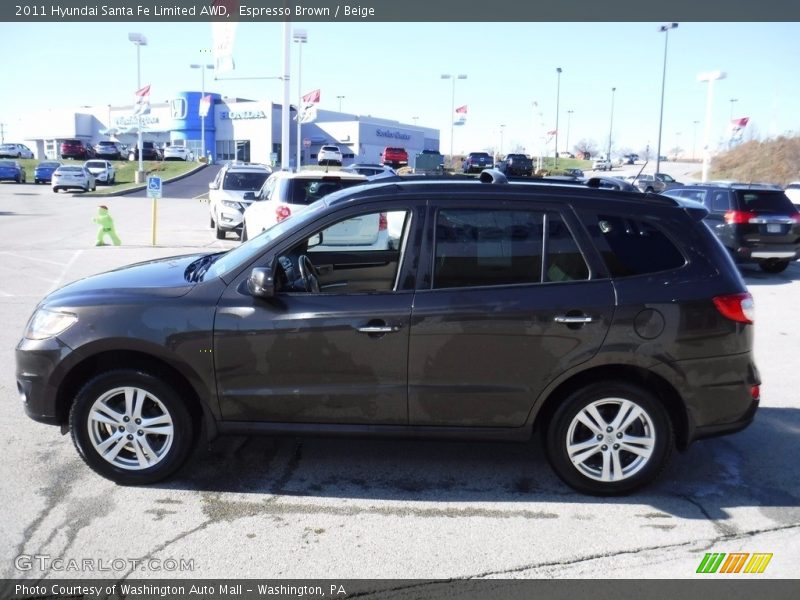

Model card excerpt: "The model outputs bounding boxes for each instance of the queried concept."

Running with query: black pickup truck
[497,153,533,176]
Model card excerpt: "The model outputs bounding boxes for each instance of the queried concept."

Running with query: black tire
[544,381,673,495]
[209,216,215,229]
[759,259,790,274]
[69,370,195,485]
[35,179,40,185]
[215,225,226,240]
[53,187,60,193]
[241,226,248,242]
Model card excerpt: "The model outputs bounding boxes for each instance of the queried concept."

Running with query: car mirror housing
[247,267,275,298]
[209,182,219,190]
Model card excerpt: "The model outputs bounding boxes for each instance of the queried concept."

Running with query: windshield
[0,160,15,167]
[206,200,328,279]
[276,178,365,206]
[85,161,106,168]
[223,171,270,191]
[38,162,60,168]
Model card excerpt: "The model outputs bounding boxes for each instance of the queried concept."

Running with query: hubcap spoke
[90,405,123,426]
[137,435,159,462]
[103,435,129,460]
[610,449,624,481]
[609,399,633,430]
[132,437,153,468]
[577,406,606,435]
[601,450,612,481]
[620,434,654,458]
[618,404,645,433]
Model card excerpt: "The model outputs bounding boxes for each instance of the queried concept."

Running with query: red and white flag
[302,89,321,104]
[731,117,749,128]
[454,104,467,126]
[132,84,151,116]
[199,94,212,118]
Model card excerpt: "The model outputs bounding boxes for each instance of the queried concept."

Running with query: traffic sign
[146,175,162,198]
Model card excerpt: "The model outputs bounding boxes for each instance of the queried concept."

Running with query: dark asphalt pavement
[127,163,222,199]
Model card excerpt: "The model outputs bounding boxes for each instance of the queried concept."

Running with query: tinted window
[709,190,731,212]
[280,178,364,205]
[734,190,797,214]
[434,209,544,289]
[546,214,590,282]
[222,171,270,191]
[585,214,685,277]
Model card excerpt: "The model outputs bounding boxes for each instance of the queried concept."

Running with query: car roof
[680,182,782,190]
[269,169,366,181]
[223,162,271,172]
[322,171,682,211]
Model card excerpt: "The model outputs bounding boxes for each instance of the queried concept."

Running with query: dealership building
[19,91,440,167]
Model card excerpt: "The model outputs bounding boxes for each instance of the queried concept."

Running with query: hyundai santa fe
[16,172,760,495]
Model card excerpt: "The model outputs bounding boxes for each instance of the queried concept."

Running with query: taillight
[790,212,800,223]
[276,205,291,222]
[379,212,388,231]
[713,292,754,324]
[750,385,760,400]
[724,210,753,224]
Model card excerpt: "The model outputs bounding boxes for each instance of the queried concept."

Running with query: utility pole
[0,123,5,144]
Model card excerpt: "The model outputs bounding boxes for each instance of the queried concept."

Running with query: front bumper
[16,336,74,426]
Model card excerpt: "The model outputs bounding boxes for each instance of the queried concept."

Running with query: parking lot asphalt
[1,181,798,580]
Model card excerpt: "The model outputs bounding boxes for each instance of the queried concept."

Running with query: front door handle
[554,315,595,324]
[357,325,401,334]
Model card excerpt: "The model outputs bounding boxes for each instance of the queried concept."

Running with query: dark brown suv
[16,172,760,495]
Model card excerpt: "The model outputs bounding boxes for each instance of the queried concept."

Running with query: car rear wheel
[759,259,790,274]
[544,381,673,495]
[53,187,60,193]
[69,370,194,485]
[215,224,226,240]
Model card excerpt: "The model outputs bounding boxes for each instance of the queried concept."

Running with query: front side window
[276,209,411,294]
[433,209,588,289]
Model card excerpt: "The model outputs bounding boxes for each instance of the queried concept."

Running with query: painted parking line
[47,249,83,294]
[0,251,68,267]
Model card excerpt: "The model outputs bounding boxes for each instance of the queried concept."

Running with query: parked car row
[0,143,34,159]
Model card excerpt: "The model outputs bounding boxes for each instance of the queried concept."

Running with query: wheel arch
[54,349,216,440]
[532,364,689,450]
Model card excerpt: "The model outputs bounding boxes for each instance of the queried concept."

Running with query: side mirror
[243,191,255,201]
[208,182,219,190]
[247,267,275,298]
[307,232,323,248]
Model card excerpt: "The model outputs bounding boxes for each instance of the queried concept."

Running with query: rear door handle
[554,315,595,324]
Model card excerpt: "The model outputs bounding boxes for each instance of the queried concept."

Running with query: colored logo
[696,552,772,574]
[170,98,188,120]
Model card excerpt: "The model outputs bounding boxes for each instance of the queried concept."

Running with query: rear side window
[709,190,731,212]
[584,214,685,277]
[433,209,588,289]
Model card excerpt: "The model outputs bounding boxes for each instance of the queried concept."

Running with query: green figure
[93,205,121,246]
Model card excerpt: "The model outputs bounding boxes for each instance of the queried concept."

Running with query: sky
[1,21,799,158]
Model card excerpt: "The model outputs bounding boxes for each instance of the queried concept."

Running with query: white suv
[209,162,272,240]
[317,145,343,166]
[592,157,612,171]
[242,170,389,245]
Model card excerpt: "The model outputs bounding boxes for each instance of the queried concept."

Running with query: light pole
[441,73,467,166]
[698,70,726,182]
[692,119,699,161]
[190,62,213,160]
[499,124,506,157]
[292,28,307,171]
[565,110,574,156]
[607,87,616,162]
[128,32,147,183]
[555,67,562,167]
[655,22,678,176]
[729,98,738,120]
[337,95,345,112]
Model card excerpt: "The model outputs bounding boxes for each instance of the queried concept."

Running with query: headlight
[222,200,242,210]
[25,308,78,340]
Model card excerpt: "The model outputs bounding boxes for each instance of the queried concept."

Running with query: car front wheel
[544,382,673,495]
[69,370,194,485]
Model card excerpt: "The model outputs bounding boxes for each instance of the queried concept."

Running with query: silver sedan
[52,165,96,193]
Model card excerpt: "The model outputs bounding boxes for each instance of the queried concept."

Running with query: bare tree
[574,138,598,157]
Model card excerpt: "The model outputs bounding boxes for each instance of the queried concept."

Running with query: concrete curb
[81,162,210,198]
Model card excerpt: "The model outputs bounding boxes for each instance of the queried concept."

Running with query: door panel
[408,281,615,427]
[215,290,413,423]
